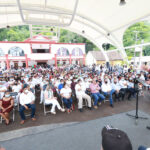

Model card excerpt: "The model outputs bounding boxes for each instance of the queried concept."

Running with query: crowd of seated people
[0,63,149,125]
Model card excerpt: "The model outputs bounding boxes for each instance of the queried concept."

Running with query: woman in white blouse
[44,85,65,115]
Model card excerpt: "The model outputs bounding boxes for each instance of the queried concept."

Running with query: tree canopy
[0,22,150,56]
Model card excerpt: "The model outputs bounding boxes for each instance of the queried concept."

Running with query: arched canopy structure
[1,0,150,61]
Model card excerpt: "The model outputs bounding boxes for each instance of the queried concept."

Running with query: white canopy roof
[0,0,150,61]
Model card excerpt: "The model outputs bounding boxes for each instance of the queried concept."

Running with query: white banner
[32,44,49,49]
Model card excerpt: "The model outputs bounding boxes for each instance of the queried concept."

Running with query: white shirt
[12,85,21,93]
[60,87,72,97]
[127,81,134,88]
[84,81,90,89]
[111,83,121,91]
[119,80,128,88]
[20,91,35,105]
[75,83,85,96]
[66,80,72,86]
[101,83,112,92]
[139,75,145,80]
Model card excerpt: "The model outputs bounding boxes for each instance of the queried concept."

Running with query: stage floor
[0,110,150,150]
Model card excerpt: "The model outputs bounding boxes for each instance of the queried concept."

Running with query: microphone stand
[126,77,148,125]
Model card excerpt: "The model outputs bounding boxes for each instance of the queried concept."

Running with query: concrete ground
[0,110,150,150]
[0,90,150,150]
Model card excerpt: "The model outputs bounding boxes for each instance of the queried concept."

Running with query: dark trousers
[120,88,127,100]
[138,146,147,150]
[63,98,73,109]
[19,104,36,120]
[128,88,136,99]
[114,91,121,101]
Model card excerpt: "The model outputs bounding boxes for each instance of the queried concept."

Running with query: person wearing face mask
[44,85,65,115]
[119,76,128,100]
[0,91,14,125]
[75,79,92,112]
[90,79,105,109]
[19,88,36,124]
[111,78,121,101]
[60,83,73,114]
[101,79,115,107]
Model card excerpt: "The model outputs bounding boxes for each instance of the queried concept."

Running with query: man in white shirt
[75,79,92,112]
[127,78,135,100]
[19,88,36,124]
[111,78,121,101]
[101,79,115,107]
[119,76,128,100]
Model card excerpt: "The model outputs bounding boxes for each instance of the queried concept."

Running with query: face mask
[25,90,28,93]
[114,82,117,84]
[5,94,10,98]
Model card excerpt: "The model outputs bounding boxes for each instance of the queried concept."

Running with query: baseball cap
[101,125,132,150]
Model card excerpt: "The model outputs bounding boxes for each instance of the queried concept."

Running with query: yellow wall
[96,61,106,65]
[95,60,123,65]
[110,60,123,66]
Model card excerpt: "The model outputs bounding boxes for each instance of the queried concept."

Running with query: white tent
[0,0,150,61]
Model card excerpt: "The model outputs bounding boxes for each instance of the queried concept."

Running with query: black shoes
[88,107,92,110]
[110,104,114,108]
[79,109,83,112]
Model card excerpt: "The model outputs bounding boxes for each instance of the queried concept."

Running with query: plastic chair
[43,98,52,116]
[0,107,15,123]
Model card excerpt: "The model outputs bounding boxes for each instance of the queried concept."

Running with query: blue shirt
[58,84,64,90]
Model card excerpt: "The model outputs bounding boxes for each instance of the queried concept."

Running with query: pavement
[0,110,150,150]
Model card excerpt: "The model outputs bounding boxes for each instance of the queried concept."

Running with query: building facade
[0,35,85,69]
[86,50,124,66]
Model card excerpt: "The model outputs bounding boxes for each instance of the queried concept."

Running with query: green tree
[123,21,150,57]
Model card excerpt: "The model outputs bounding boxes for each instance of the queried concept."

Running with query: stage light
[119,0,126,6]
